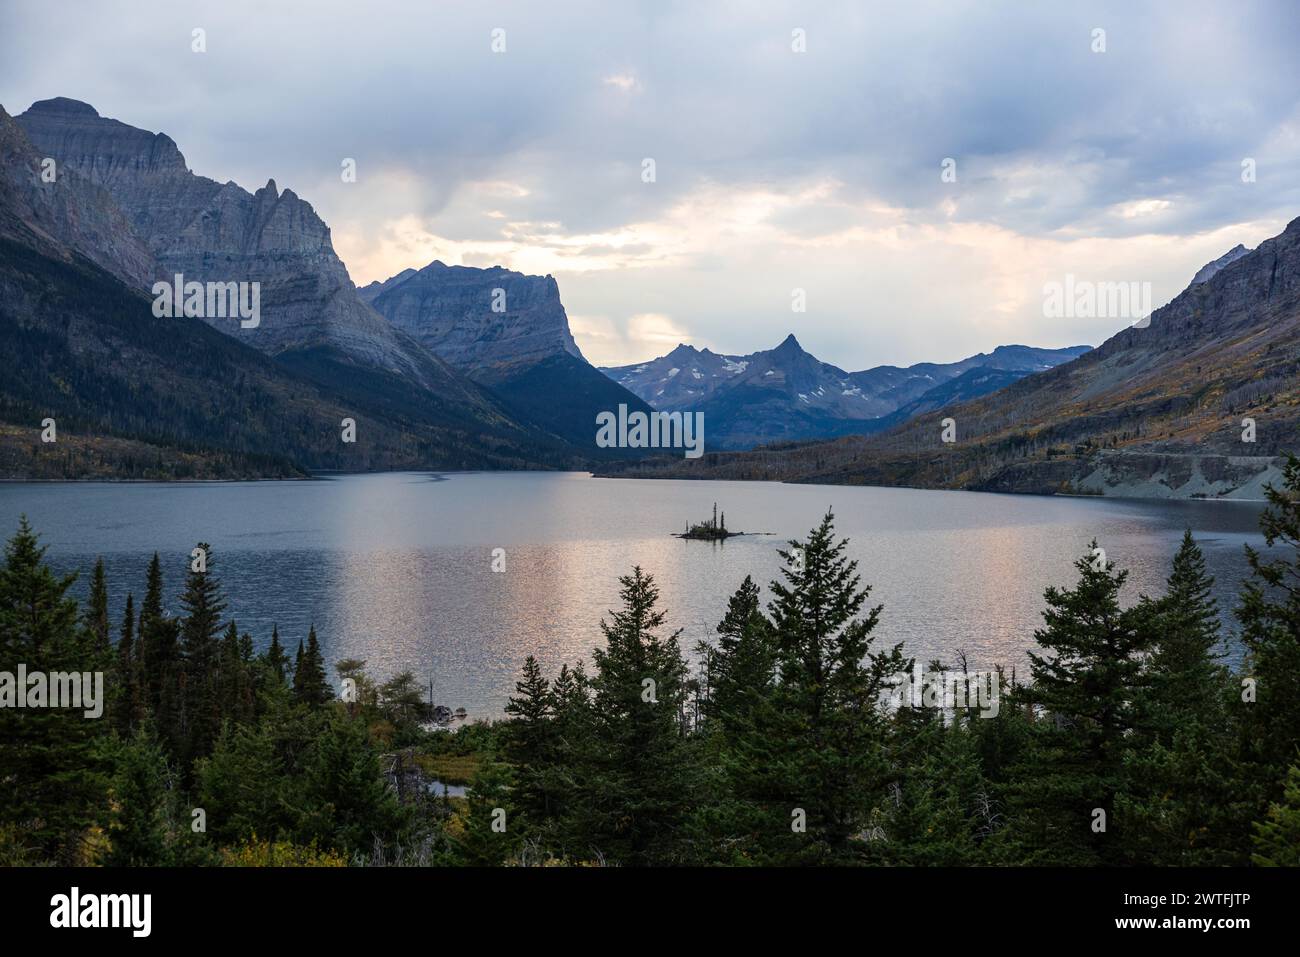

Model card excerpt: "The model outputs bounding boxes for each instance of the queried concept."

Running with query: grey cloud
[3,0,1298,365]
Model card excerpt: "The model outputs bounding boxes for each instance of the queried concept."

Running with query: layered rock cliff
[362,261,584,382]
[0,104,155,288]
[15,98,452,390]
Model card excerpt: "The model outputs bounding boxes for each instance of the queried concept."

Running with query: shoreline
[0,466,1273,504]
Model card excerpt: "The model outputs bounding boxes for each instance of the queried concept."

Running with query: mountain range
[602,336,1089,449]
[0,98,646,476]
[598,225,1299,499]
[4,97,1294,496]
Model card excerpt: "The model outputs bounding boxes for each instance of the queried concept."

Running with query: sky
[4,1,1300,369]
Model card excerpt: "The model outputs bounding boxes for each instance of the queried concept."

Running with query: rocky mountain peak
[0,104,157,288]
[364,260,585,381]
[13,99,461,385]
[18,99,189,183]
[25,97,100,117]
[1190,243,1252,285]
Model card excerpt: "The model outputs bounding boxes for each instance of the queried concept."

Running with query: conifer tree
[1235,455,1300,791]
[0,518,111,861]
[335,658,377,717]
[293,626,330,708]
[876,716,989,865]
[703,575,776,741]
[298,712,408,854]
[197,719,290,845]
[261,624,290,687]
[1140,531,1226,740]
[116,593,138,736]
[180,542,227,763]
[84,557,111,650]
[1008,542,1152,864]
[1119,532,1244,865]
[105,728,171,866]
[134,552,186,761]
[732,512,904,864]
[1252,763,1300,866]
[377,671,425,727]
[459,758,521,865]
[504,655,555,825]
[545,661,594,845]
[218,622,255,726]
[137,552,165,711]
[582,567,699,865]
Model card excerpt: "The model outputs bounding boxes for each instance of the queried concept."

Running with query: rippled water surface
[0,472,1269,716]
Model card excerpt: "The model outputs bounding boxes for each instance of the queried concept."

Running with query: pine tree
[84,557,110,650]
[115,593,139,737]
[293,626,330,708]
[1119,532,1246,864]
[703,575,776,742]
[1008,542,1152,864]
[262,624,289,685]
[581,567,700,865]
[504,655,555,826]
[179,542,227,764]
[1252,763,1300,866]
[0,518,111,861]
[1235,455,1300,793]
[734,511,905,864]
[105,728,171,866]
[458,759,521,865]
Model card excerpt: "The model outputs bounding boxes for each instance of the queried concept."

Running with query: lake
[0,472,1270,717]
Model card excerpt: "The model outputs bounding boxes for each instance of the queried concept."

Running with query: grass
[414,752,482,786]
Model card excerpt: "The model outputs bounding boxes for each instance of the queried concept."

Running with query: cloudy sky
[4,1,1300,368]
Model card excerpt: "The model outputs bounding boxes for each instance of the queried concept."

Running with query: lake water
[0,472,1270,717]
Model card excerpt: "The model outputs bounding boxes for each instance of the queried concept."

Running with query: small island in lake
[676,503,743,540]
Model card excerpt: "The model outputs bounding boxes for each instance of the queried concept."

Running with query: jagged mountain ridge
[1190,244,1251,285]
[0,100,587,473]
[597,230,1300,498]
[602,334,1089,449]
[14,98,487,400]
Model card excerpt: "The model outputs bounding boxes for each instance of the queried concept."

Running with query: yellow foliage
[219,835,347,867]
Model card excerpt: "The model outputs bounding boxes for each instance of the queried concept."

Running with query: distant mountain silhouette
[603,335,1088,449]
[598,228,1299,499]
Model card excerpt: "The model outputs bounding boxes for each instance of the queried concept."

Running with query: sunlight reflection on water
[1,472,1267,716]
